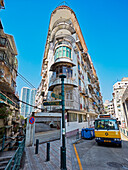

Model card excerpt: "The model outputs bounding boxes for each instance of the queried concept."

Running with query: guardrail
[5,138,25,170]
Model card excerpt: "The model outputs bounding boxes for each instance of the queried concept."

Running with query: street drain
[107,162,123,168]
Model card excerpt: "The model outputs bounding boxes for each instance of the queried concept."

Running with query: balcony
[78,70,82,75]
[48,100,76,111]
[81,52,88,61]
[0,91,19,109]
[84,65,87,71]
[48,76,78,91]
[50,60,75,71]
[77,55,80,60]
[76,39,83,52]
[0,73,16,93]
[88,83,93,90]
[81,61,84,66]
[80,88,88,97]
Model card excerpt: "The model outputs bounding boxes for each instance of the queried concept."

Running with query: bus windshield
[95,119,119,130]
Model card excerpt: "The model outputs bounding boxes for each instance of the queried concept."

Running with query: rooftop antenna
[58,1,70,7]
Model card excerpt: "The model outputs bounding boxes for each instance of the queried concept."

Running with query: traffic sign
[29,116,35,124]
[51,92,62,100]
[43,101,62,106]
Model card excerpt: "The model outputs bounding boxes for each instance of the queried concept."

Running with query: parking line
[73,144,83,170]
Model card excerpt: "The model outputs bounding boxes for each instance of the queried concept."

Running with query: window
[88,76,90,83]
[55,46,71,60]
[78,63,80,71]
[63,47,66,56]
[96,91,99,96]
[83,115,87,122]
[66,90,73,100]
[67,113,77,122]
[55,65,73,78]
[95,119,119,130]
[0,51,4,60]
[79,78,81,86]
[0,37,6,46]
[78,114,82,123]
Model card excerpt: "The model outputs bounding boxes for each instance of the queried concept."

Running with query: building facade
[113,77,128,125]
[20,87,36,118]
[104,100,115,116]
[35,82,44,112]
[36,5,103,135]
[0,20,19,134]
[121,87,128,128]
[30,88,37,114]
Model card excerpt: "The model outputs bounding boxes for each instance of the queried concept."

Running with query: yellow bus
[95,114,122,147]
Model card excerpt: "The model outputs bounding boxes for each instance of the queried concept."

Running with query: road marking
[73,144,83,170]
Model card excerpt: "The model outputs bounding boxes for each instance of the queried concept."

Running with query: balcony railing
[0,91,19,109]
[49,76,78,90]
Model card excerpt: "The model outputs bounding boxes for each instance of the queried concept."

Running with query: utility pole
[59,74,67,170]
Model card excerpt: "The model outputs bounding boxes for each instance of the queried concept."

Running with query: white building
[36,5,103,136]
[104,100,115,116]
[113,77,128,124]
[121,87,128,128]
[35,82,44,112]
[20,87,36,118]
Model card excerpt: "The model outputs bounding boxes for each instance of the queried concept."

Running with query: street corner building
[0,20,20,136]
[35,5,104,136]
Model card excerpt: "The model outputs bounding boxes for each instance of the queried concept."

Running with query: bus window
[95,119,119,130]
[95,120,105,129]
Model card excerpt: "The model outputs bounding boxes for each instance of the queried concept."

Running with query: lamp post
[59,74,67,170]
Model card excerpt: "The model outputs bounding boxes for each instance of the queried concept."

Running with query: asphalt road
[75,134,128,170]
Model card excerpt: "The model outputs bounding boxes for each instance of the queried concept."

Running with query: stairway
[0,155,14,170]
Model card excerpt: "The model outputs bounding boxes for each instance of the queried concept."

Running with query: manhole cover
[107,162,123,168]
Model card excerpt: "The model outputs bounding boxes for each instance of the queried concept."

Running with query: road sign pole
[59,74,67,170]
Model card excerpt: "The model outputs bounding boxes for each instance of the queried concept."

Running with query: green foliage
[20,115,25,120]
[0,106,12,119]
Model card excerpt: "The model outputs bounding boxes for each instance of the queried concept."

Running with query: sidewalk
[20,136,80,170]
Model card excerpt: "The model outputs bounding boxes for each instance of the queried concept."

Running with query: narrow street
[74,134,128,170]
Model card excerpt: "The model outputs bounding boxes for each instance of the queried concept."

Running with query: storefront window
[55,46,71,60]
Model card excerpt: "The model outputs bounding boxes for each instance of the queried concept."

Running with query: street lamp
[59,74,67,170]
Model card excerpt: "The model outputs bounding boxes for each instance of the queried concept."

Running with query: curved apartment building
[36,5,103,135]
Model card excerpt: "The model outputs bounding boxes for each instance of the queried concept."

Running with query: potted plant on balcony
[0,106,12,126]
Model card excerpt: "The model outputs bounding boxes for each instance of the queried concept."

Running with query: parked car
[49,121,57,128]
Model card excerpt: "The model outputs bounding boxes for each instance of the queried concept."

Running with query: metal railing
[120,127,128,138]
[0,133,25,152]
[5,138,25,170]
[0,91,19,109]
[49,76,77,88]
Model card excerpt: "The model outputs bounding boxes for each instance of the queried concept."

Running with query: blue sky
[1,0,128,102]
